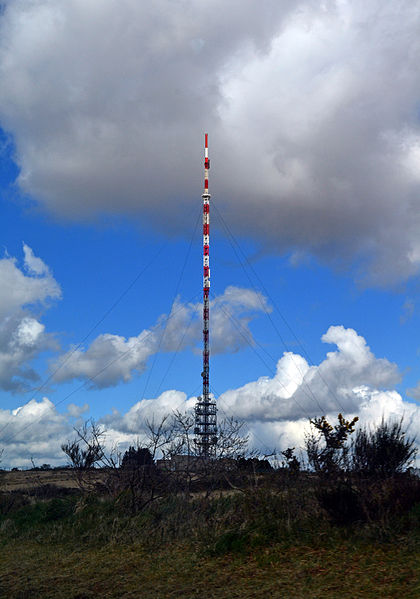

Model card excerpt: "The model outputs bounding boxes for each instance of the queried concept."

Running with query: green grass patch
[0,479,419,597]
[0,538,418,599]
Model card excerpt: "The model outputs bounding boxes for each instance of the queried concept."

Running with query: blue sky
[1,1,420,467]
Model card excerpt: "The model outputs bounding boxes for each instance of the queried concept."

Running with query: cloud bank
[1,1,420,284]
[91,326,418,457]
[3,325,416,468]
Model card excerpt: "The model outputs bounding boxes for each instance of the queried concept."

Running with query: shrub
[351,418,417,477]
[121,447,154,470]
[316,482,363,526]
[306,414,358,475]
[281,448,300,472]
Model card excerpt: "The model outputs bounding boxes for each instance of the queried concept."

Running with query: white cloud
[52,328,159,388]
[2,325,420,467]
[241,387,420,464]
[0,397,72,468]
[217,326,401,421]
[319,325,401,390]
[0,2,420,284]
[0,245,61,391]
[0,243,61,320]
[51,286,269,388]
[101,389,195,435]
[99,325,419,460]
[22,243,50,276]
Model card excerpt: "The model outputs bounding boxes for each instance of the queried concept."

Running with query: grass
[0,472,419,598]
[0,538,419,598]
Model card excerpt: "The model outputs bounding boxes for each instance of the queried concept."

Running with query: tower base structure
[194,395,218,457]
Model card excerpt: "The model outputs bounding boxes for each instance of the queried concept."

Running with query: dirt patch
[0,469,104,492]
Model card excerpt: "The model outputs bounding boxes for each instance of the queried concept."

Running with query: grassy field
[0,470,419,598]
[0,468,103,491]
[0,537,419,598]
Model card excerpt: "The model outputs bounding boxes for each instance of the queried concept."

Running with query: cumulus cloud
[218,325,401,422]
[0,245,61,391]
[51,286,269,388]
[100,389,195,435]
[260,387,420,463]
[1,2,420,283]
[2,325,419,467]
[52,328,159,388]
[0,397,72,468]
[0,393,189,469]
[100,325,418,459]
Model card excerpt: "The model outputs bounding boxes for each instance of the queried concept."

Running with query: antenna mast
[194,133,217,457]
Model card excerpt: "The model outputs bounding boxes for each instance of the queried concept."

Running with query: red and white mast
[194,133,217,456]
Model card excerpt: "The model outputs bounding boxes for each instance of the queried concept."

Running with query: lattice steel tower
[194,133,217,456]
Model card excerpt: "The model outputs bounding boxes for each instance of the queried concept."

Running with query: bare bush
[61,419,107,492]
[59,411,269,510]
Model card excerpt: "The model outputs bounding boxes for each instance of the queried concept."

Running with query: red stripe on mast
[194,133,217,457]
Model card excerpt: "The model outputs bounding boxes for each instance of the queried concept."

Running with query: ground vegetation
[0,414,419,598]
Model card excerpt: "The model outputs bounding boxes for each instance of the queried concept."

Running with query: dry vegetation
[1,538,419,599]
[0,469,419,598]
[0,415,419,598]
[0,468,104,491]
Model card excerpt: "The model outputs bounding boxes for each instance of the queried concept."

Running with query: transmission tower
[194,133,217,456]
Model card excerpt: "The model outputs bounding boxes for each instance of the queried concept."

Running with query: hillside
[1,466,419,598]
